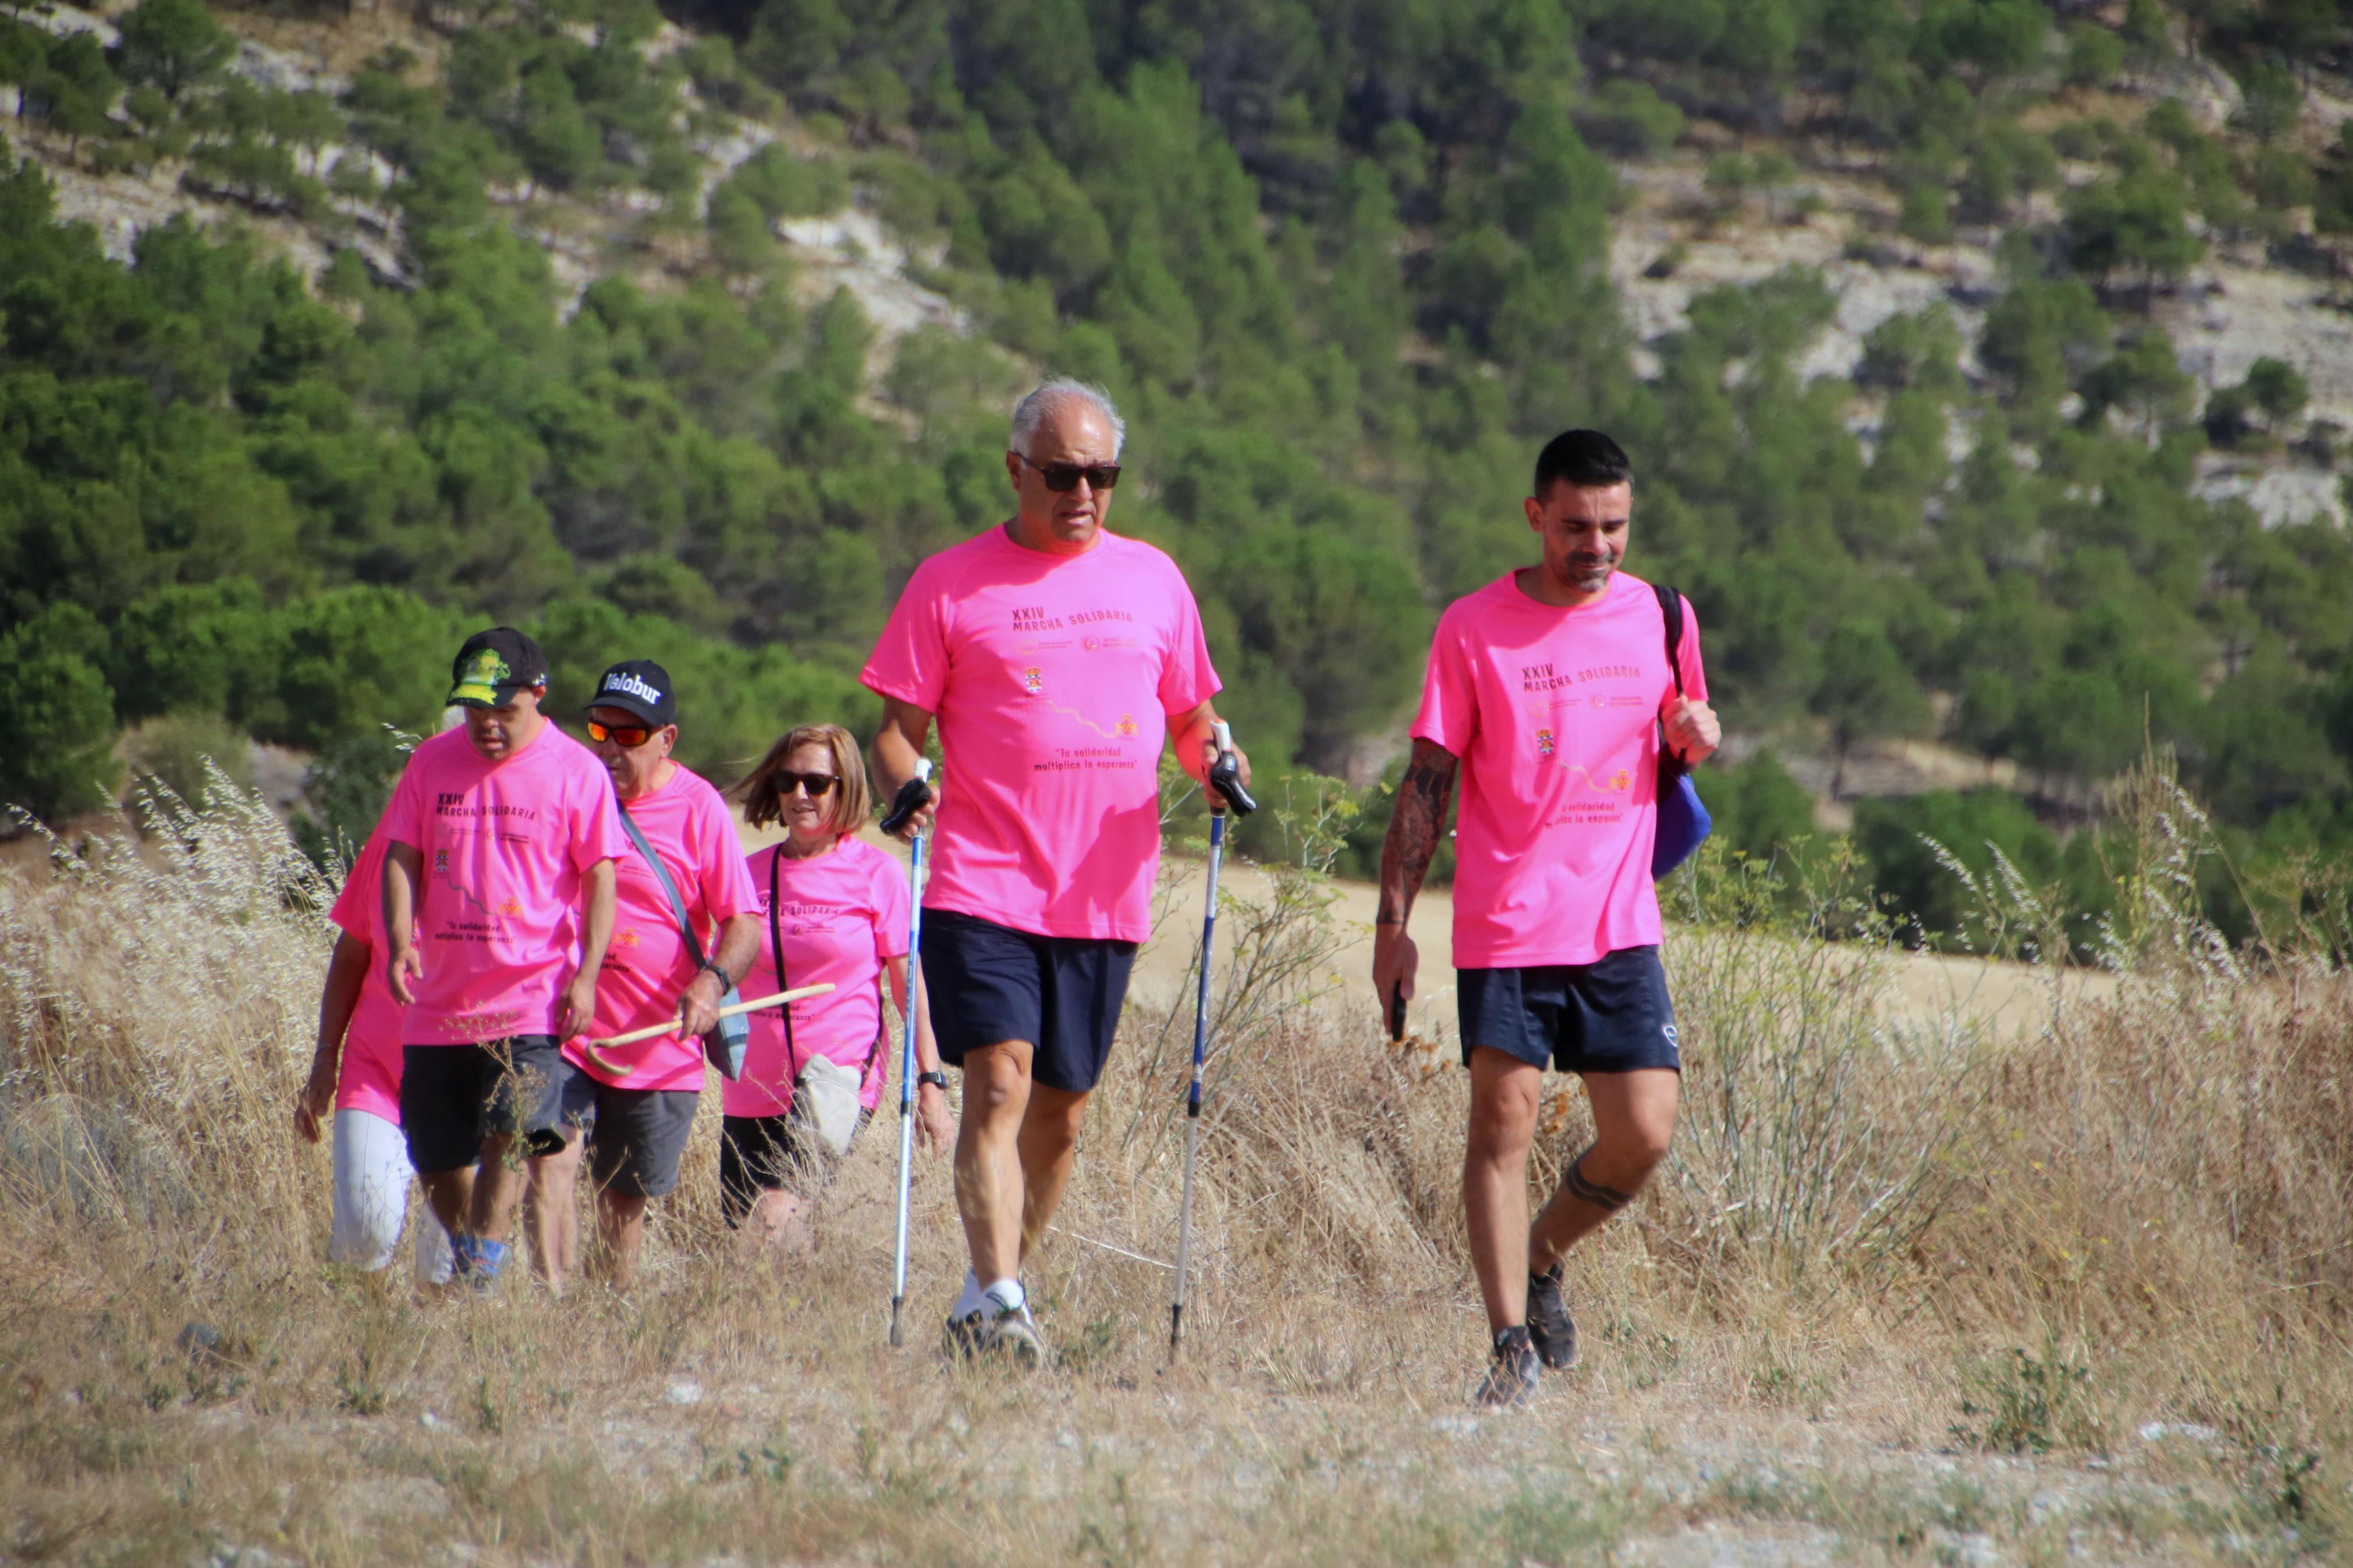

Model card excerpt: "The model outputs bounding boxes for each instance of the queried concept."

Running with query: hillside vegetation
[3,0,2352,941]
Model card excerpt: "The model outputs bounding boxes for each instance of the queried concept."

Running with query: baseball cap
[445,627,549,709]
[585,659,677,728]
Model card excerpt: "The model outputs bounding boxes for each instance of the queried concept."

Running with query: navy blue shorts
[1457,946,1681,1075]
[921,909,1138,1094]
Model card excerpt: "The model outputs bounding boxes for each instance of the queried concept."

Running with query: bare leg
[469,1132,533,1247]
[953,1040,1035,1283]
[597,1192,649,1289]
[1528,1068,1679,1271]
[746,1189,808,1249]
[1464,1047,1543,1333]
[525,1139,583,1292]
[1014,1084,1091,1265]
[417,1166,474,1240]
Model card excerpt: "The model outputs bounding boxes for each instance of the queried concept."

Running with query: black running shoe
[1474,1325,1539,1409]
[1527,1261,1580,1370]
[941,1309,988,1360]
[980,1304,1045,1369]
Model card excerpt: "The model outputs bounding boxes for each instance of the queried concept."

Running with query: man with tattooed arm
[1372,429,1720,1407]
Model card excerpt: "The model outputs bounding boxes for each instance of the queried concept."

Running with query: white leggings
[331,1107,455,1283]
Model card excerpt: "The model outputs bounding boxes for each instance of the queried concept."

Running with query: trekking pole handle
[1207,720,1255,817]
[879,758,934,836]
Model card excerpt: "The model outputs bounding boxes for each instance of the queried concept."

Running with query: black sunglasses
[1018,453,1121,492]
[587,720,656,747]
[775,770,837,798]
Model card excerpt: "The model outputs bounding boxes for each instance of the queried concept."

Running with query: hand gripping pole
[888,758,932,1347]
[1172,721,1250,1357]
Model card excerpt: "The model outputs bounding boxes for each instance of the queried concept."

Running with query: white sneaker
[980,1301,1044,1368]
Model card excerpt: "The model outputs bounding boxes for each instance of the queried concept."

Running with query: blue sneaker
[453,1236,510,1291]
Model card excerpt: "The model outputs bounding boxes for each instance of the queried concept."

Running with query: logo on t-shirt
[1021,666,1045,694]
[1536,727,1556,758]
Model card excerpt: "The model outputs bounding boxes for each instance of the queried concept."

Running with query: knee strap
[1562,1151,1634,1213]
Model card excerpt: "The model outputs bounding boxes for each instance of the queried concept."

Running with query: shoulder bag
[766,847,863,1155]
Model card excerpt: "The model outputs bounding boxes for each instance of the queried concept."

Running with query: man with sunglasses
[534,660,761,1293]
[864,378,1248,1366]
[382,628,628,1288]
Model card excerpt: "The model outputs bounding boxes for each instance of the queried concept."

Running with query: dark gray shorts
[552,1058,700,1200]
[400,1037,568,1175]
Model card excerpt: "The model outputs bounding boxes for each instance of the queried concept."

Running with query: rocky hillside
[5,0,2352,944]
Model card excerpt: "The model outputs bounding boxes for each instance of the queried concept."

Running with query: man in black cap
[530,660,762,1292]
[380,628,630,1286]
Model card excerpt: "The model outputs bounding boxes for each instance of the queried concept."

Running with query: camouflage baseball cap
[445,627,549,709]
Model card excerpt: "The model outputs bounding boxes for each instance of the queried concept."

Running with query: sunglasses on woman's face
[587,720,655,748]
[777,771,837,798]
[1018,454,1121,492]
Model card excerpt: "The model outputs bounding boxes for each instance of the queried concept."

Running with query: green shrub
[121,711,254,820]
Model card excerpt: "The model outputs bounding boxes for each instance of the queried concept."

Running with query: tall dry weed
[0,756,2345,1560]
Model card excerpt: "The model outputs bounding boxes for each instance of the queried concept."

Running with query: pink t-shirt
[723,836,911,1118]
[1411,570,1709,969]
[861,525,1219,941]
[327,822,405,1124]
[564,765,762,1091]
[382,722,629,1045]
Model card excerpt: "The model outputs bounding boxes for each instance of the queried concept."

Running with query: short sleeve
[693,790,761,926]
[1408,610,1477,758]
[1155,561,1220,718]
[1674,594,1710,706]
[568,755,627,873]
[861,556,952,712]
[869,850,910,959]
[382,749,428,851]
[328,826,386,940]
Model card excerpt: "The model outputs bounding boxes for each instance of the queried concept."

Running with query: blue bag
[1651,582,1713,880]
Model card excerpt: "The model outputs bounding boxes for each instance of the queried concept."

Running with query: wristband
[917,1071,947,1090]
[697,958,732,988]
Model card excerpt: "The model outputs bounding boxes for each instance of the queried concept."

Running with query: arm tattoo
[1376,741,1458,929]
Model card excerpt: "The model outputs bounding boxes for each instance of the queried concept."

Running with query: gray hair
[1009,378,1126,459]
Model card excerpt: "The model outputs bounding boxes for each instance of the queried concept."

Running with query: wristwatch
[697,958,733,988]
[916,1071,948,1091]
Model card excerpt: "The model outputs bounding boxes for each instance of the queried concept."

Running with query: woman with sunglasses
[722,723,952,1246]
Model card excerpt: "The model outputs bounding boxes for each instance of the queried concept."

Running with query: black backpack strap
[1654,582,1689,779]
[1653,581,1685,698]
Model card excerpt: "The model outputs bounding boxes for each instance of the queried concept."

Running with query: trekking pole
[1170,722,1255,1359]
[881,758,934,1349]
[577,984,835,1072]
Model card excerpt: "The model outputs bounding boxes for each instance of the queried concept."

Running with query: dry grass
[1,766,2348,1565]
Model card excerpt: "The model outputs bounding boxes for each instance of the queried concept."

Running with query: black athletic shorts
[399,1036,569,1175]
[716,1107,874,1225]
[921,908,1137,1094]
[551,1057,700,1200]
[1457,946,1681,1075]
